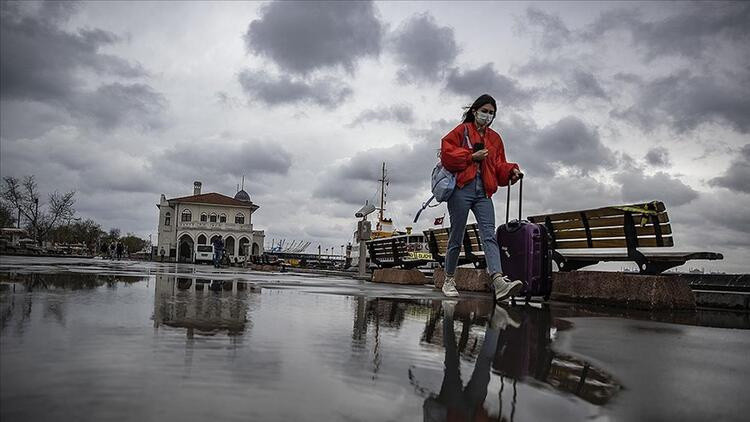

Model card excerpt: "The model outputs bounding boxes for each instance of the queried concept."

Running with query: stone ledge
[247,264,283,272]
[433,268,491,292]
[552,271,696,310]
[372,268,428,285]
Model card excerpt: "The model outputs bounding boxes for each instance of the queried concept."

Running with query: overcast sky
[1,1,748,272]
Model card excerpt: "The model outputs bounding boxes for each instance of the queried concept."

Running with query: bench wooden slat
[554,224,673,240]
[537,213,670,230]
[556,250,722,261]
[556,236,674,249]
[529,201,666,223]
[424,224,487,268]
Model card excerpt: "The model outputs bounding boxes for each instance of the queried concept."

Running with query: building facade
[156,181,265,262]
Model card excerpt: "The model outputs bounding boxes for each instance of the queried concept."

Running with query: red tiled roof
[167,192,256,208]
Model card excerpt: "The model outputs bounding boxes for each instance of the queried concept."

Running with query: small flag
[433,216,444,225]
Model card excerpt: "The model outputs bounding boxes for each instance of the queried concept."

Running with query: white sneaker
[491,273,523,302]
[442,275,459,297]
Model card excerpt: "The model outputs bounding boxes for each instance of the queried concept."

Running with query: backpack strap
[413,195,435,223]
[463,124,472,149]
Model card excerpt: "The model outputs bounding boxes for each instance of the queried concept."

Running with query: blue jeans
[445,174,502,277]
[213,250,222,267]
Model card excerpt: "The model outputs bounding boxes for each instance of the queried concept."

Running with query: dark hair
[462,94,497,123]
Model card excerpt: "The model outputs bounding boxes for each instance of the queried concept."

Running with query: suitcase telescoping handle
[505,175,523,225]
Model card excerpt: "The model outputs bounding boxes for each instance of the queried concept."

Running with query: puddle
[1,259,749,421]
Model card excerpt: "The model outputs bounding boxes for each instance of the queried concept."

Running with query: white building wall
[157,197,259,262]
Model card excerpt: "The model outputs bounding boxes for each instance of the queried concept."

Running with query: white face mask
[475,110,494,126]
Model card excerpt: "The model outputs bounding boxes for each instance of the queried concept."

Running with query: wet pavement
[1,256,749,422]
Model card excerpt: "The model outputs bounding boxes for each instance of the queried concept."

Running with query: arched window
[210,213,217,223]
[200,213,207,222]
[181,209,192,222]
[235,212,245,224]
[219,213,227,223]
[164,212,171,226]
[197,234,207,244]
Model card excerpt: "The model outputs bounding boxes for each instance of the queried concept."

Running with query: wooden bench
[527,201,723,275]
[423,223,486,269]
[366,236,430,269]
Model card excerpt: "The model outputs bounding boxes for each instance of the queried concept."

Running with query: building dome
[234,189,251,202]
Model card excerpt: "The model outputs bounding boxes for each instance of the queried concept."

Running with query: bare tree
[0,200,16,228]
[2,176,76,245]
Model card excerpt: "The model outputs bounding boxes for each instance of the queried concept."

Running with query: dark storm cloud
[615,168,698,207]
[519,7,572,50]
[644,147,671,167]
[390,13,458,83]
[314,114,616,207]
[565,70,607,100]
[588,3,750,61]
[0,132,159,197]
[445,64,537,108]
[524,175,621,216]
[513,57,609,102]
[238,70,352,107]
[534,116,616,174]
[347,104,414,127]
[313,120,452,206]
[613,71,750,133]
[0,3,146,100]
[0,1,164,134]
[244,1,382,75]
[159,139,293,181]
[75,83,166,130]
[709,144,750,194]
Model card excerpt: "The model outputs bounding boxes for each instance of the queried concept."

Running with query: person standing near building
[212,236,224,268]
[115,241,123,260]
[439,94,524,301]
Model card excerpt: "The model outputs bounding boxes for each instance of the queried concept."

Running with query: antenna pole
[378,162,386,231]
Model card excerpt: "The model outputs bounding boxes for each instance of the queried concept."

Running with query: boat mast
[377,162,386,231]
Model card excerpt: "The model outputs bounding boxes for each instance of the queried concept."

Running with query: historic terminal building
[156,181,265,262]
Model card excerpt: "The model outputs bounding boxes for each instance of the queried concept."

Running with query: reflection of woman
[423,301,519,421]
[439,94,523,301]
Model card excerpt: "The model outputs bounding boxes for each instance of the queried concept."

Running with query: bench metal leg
[553,251,599,272]
[558,259,600,272]
[638,261,686,275]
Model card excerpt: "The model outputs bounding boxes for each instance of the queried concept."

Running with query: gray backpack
[414,125,471,223]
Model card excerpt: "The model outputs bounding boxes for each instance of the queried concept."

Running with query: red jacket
[441,123,520,198]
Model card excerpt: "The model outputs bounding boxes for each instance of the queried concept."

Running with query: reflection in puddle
[415,301,621,420]
[154,274,259,336]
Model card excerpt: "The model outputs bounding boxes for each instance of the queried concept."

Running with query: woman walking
[440,94,524,301]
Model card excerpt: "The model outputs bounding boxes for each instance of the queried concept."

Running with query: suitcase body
[496,178,553,301]
[497,220,552,300]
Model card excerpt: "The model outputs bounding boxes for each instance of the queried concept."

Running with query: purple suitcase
[496,179,553,301]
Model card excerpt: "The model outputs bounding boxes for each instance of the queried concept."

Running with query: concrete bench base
[552,271,696,310]
[372,268,428,285]
[433,268,491,292]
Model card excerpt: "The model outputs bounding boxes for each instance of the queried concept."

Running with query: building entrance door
[178,234,194,262]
